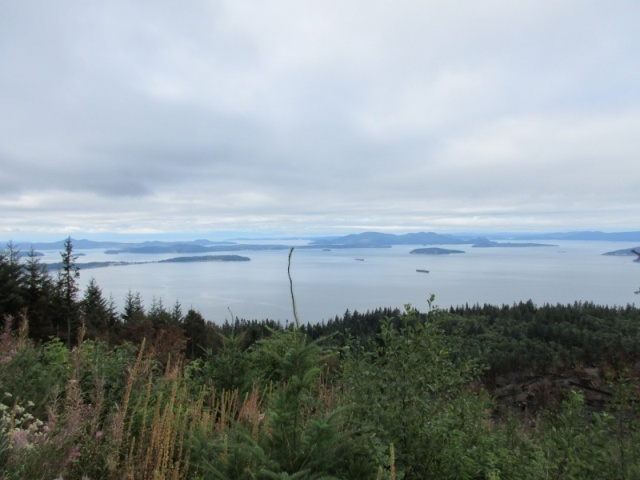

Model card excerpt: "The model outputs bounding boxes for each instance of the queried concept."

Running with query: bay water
[38,240,639,324]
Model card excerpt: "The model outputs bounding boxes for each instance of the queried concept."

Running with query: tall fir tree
[170,300,183,324]
[22,247,55,341]
[80,277,110,340]
[0,241,25,321]
[148,296,172,327]
[121,290,145,324]
[183,308,207,359]
[56,237,80,347]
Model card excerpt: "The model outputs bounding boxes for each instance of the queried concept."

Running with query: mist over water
[38,241,639,324]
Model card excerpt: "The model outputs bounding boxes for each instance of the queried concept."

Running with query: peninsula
[45,254,250,271]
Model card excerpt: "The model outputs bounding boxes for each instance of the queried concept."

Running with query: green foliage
[1,303,640,478]
[342,304,486,478]
[535,391,614,479]
[439,301,640,375]
[192,328,374,479]
[0,337,70,417]
[606,371,640,479]
[75,339,138,406]
[249,328,323,388]
[202,329,251,394]
[252,331,342,475]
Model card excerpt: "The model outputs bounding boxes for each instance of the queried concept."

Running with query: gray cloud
[1,1,639,238]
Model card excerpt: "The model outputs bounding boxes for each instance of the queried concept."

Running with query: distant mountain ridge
[15,238,235,251]
[498,231,640,242]
[9,230,640,253]
[310,231,640,248]
[309,231,468,247]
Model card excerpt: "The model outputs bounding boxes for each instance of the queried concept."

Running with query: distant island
[471,238,557,248]
[105,244,288,254]
[409,247,465,255]
[17,250,44,257]
[158,255,250,263]
[45,254,250,271]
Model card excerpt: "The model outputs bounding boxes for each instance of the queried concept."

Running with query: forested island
[43,254,250,271]
[2,238,640,479]
[104,244,287,254]
[410,247,465,255]
[471,238,556,248]
[158,254,250,263]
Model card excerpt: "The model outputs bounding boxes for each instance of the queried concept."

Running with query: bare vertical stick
[288,247,300,329]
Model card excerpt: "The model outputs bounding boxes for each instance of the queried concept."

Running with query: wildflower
[11,429,29,451]
[69,446,81,460]
[61,445,82,469]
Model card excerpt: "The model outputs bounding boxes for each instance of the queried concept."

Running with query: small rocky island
[410,247,465,255]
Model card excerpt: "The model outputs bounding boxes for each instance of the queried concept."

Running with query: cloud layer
[1,1,639,238]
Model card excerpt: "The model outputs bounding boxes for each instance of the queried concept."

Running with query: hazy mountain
[15,238,235,251]
[503,231,640,242]
[310,231,468,247]
[9,230,640,254]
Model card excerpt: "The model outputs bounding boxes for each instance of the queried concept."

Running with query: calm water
[39,241,639,324]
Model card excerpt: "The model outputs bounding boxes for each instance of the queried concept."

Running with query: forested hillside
[1,240,640,478]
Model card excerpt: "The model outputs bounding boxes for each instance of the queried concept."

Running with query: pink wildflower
[11,430,29,450]
[61,445,81,469]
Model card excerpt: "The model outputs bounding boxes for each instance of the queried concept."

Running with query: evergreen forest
[1,239,640,479]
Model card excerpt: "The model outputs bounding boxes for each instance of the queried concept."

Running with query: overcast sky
[1,1,639,240]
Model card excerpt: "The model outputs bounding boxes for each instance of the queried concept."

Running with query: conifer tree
[121,290,145,324]
[80,277,110,340]
[148,297,171,327]
[55,237,80,347]
[22,247,54,341]
[183,308,207,358]
[0,241,25,320]
[170,300,183,324]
